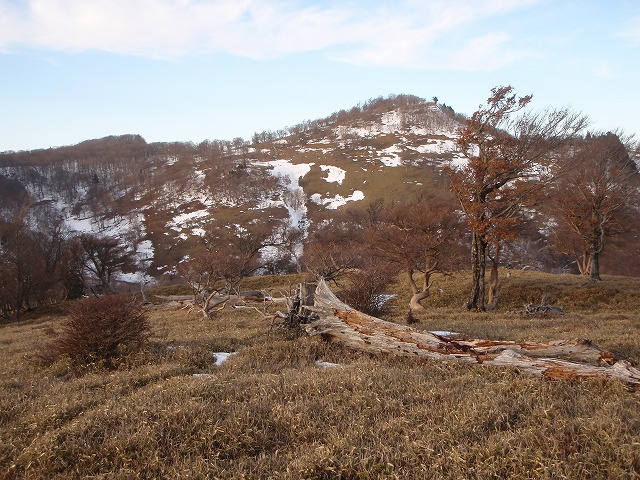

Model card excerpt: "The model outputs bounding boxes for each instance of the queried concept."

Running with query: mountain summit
[0,95,465,282]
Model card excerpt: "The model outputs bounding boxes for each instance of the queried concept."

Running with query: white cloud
[0,0,542,68]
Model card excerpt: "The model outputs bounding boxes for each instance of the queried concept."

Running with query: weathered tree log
[304,279,640,389]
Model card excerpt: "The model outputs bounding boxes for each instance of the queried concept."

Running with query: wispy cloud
[0,0,542,69]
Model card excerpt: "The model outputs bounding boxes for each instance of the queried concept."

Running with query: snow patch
[167,209,210,231]
[412,139,457,154]
[319,165,346,185]
[312,190,365,209]
[213,352,238,366]
[378,145,403,167]
[254,159,313,189]
[316,360,343,368]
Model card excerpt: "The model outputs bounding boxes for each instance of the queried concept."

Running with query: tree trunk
[407,268,432,311]
[589,225,605,282]
[589,251,601,282]
[576,252,590,276]
[305,279,640,390]
[468,233,487,311]
[486,243,500,311]
[409,290,431,311]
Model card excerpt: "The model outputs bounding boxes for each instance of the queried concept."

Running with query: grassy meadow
[1,270,640,479]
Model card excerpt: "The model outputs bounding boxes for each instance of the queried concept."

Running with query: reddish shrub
[42,295,150,368]
[341,265,396,316]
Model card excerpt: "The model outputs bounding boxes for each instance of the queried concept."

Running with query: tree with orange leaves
[448,86,588,311]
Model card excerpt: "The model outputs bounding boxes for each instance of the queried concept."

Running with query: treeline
[0,209,142,321]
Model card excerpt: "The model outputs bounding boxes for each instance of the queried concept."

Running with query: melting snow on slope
[255,159,313,189]
[412,139,458,154]
[212,352,238,366]
[320,165,346,184]
[311,190,365,209]
[255,159,314,260]
[115,239,155,285]
[167,209,210,232]
[316,360,343,368]
[378,145,403,167]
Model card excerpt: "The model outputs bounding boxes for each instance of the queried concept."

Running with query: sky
[1,0,639,152]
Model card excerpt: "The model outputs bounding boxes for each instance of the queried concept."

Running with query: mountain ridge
[2,94,639,287]
[0,95,467,283]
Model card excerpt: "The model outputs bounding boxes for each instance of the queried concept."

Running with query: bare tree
[78,234,131,294]
[365,196,463,311]
[551,132,639,281]
[0,223,45,320]
[447,86,588,311]
[180,220,282,317]
[302,221,365,281]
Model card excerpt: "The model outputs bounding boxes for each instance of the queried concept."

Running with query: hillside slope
[0,95,464,283]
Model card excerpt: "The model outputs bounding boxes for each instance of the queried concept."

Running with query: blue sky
[1,0,639,152]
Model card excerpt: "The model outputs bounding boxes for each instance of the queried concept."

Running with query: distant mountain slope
[0,95,466,282]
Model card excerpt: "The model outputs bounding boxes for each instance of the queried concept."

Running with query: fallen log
[304,279,640,390]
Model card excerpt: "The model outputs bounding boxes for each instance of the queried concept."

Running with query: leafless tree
[302,221,365,281]
[365,196,464,311]
[78,234,131,294]
[180,220,283,317]
[550,132,639,281]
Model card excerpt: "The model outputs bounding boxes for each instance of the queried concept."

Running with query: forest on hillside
[1,89,639,321]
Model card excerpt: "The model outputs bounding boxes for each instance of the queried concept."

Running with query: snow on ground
[167,209,210,232]
[412,139,458,154]
[316,360,343,368]
[255,159,313,254]
[165,156,178,166]
[212,352,237,366]
[379,155,403,167]
[312,190,365,209]
[255,159,313,189]
[449,156,469,170]
[378,145,403,167]
[65,216,95,233]
[320,165,346,184]
[381,110,403,131]
[375,293,398,305]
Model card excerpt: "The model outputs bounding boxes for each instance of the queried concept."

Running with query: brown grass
[1,271,640,479]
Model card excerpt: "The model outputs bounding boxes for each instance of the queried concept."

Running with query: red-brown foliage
[41,295,150,367]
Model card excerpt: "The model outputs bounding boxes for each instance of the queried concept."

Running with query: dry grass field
[1,270,640,479]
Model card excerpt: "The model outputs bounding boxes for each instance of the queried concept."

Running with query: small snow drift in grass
[320,165,346,184]
[167,209,210,231]
[378,145,403,167]
[212,352,237,366]
[374,293,398,305]
[449,156,469,170]
[316,360,343,368]
[412,139,457,154]
[429,331,461,338]
[192,373,216,379]
[312,190,365,209]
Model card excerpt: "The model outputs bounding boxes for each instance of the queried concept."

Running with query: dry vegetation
[2,271,640,479]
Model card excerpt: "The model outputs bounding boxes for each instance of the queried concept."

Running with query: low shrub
[40,295,151,368]
[341,265,396,316]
